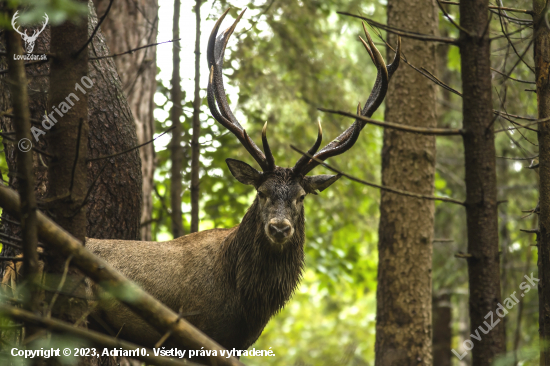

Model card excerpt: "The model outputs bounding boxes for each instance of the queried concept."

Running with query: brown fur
[2,167,336,350]
[85,167,327,350]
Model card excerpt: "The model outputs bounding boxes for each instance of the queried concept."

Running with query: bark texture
[45,5,90,361]
[0,2,142,245]
[48,4,89,244]
[0,21,50,262]
[432,293,452,366]
[459,0,505,364]
[170,0,185,238]
[534,0,550,364]
[190,0,202,233]
[93,0,158,240]
[6,26,40,336]
[375,0,437,365]
[86,3,142,240]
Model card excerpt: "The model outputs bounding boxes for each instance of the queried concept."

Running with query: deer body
[85,9,400,352]
[87,182,305,349]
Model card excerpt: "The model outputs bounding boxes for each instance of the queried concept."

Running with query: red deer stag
[86,9,401,351]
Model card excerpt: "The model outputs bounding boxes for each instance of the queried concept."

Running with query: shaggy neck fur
[220,197,305,329]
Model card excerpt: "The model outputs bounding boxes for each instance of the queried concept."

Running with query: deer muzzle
[266,218,293,245]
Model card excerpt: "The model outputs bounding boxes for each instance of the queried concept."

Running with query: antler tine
[292,120,322,174]
[11,11,26,37]
[207,9,230,68]
[297,25,399,176]
[30,13,48,39]
[207,10,273,171]
[262,122,276,171]
[211,9,246,129]
[35,13,48,37]
[387,36,401,78]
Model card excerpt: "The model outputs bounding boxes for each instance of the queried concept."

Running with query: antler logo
[11,11,49,54]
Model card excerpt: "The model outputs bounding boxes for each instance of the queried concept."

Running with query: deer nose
[268,220,292,240]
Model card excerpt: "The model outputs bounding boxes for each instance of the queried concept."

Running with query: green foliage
[150,0,541,364]
[0,0,87,29]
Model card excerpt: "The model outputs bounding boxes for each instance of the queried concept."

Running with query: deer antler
[29,13,48,41]
[207,9,276,172]
[11,11,27,38]
[294,23,401,175]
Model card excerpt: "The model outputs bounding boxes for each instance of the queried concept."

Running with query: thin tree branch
[69,118,84,197]
[0,185,244,366]
[489,9,533,25]
[75,0,114,56]
[290,146,465,205]
[87,126,174,162]
[318,108,463,135]
[338,12,458,44]
[436,0,472,35]
[439,1,534,14]
[491,67,535,84]
[7,26,40,330]
[89,39,181,61]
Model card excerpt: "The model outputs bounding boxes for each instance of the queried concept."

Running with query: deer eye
[298,194,306,202]
[258,191,266,199]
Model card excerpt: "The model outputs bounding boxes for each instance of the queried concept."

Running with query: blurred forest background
[151,0,538,365]
[0,0,542,365]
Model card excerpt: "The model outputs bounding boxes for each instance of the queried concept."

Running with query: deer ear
[304,174,342,194]
[226,159,261,186]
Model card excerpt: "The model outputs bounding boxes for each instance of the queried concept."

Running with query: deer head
[11,11,48,54]
[207,9,400,250]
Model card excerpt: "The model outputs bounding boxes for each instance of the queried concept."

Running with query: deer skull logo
[11,11,48,54]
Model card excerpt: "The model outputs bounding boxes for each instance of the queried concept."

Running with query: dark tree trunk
[0,18,50,263]
[85,2,142,240]
[0,2,142,363]
[170,0,185,238]
[190,0,202,234]
[6,24,40,338]
[534,0,550,364]
[432,293,452,366]
[44,7,90,365]
[459,0,505,364]
[375,0,437,364]
[93,0,158,241]
[0,2,142,247]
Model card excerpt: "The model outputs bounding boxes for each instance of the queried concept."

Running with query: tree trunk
[375,0,437,364]
[170,0,185,238]
[92,0,158,241]
[85,2,142,240]
[533,0,550,364]
[459,0,505,364]
[190,0,202,233]
[44,7,90,366]
[6,23,40,339]
[0,14,51,264]
[0,1,142,247]
[432,292,452,366]
[0,2,142,363]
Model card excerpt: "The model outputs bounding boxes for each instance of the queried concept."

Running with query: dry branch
[0,185,244,366]
[290,146,465,205]
[0,304,200,366]
[318,108,463,135]
[6,22,40,333]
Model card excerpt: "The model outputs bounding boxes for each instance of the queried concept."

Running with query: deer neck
[221,199,305,326]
